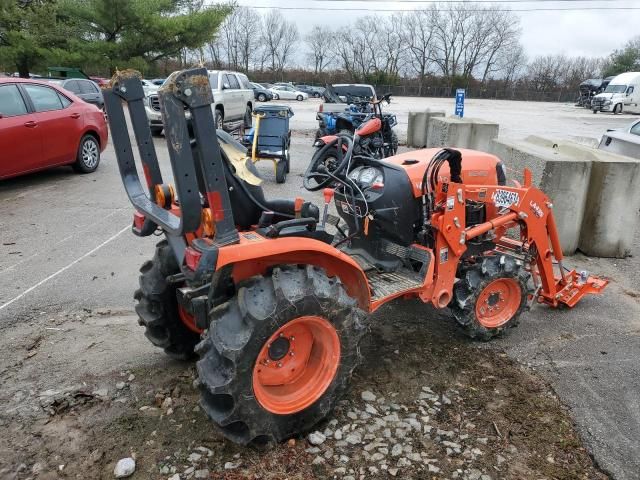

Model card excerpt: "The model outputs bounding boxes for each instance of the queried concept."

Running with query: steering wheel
[303,135,354,191]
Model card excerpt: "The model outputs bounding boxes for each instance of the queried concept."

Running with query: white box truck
[591,72,640,114]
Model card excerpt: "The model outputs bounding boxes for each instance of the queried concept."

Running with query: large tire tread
[451,255,530,341]
[134,240,200,360]
[196,265,367,447]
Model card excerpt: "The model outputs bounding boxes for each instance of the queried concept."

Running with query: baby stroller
[243,104,293,183]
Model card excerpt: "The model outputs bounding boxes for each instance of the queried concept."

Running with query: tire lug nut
[277,362,283,368]
[289,351,295,356]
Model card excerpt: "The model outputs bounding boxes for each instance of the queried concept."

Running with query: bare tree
[377,14,406,79]
[430,4,470,86]
[402,10,436,94]
[305,25,333,74]
[207,36,223,68]
[332,15,406,82]
[428,3,521,89]
[261,10,299,73]
[526,55,569,91]
[477,8,521,83]
[211,6,262,72]
[498,43,527,89]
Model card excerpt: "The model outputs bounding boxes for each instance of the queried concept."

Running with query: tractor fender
[215,235,371,309]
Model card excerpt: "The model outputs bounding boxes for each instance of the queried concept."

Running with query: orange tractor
[104,69,607,447]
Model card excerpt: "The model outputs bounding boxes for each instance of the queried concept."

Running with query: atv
[105,68,608,447]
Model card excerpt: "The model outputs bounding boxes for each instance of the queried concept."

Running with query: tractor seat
[191,132,319,230]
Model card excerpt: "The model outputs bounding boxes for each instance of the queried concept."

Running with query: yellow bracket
[251,113,265,163]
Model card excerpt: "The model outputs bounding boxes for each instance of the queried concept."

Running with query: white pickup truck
[144,70,254,135]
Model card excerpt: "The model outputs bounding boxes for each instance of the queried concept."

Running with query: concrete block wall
[406,110,445,148]
[426,116,499,151]
[488,136,640,258]
[408,113,639,258]
[579,158,640,258]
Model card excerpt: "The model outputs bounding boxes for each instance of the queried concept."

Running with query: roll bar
[104,68,239,247]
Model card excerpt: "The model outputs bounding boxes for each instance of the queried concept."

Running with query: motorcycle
[311,94,398,173]
[315,105,368,140]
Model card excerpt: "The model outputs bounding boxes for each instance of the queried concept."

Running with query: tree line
[208,5,640,100]
[0,0,230,77]
[2,1,639,101]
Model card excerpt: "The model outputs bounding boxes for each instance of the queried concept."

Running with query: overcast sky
[235,0,640,60]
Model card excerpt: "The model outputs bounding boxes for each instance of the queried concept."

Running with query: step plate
[367,269,424,301]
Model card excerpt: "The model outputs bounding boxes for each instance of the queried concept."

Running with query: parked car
[270,85,309,101]
[591,72,640,114]
[140,79,159,97]
[598,119,640,159]
[0,78,108,179]
[151,78,166,86]
[251,82,273,102]
[47,78,104,109]
[295,84,325,98]
[90,77,110,88]
[144,69,253,135]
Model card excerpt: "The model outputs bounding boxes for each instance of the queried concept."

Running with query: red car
[0,78,108,180]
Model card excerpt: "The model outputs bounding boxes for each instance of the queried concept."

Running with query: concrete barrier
[406,110,445,148]
[579,158,640,258]
[468,119,501,152]
[489,135,640,257]
[489,137,591,255]
[427,116,499,151]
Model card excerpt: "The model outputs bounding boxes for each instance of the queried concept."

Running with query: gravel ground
[0,99,638,479]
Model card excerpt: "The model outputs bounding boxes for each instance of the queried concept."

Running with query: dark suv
[47,78,104,109]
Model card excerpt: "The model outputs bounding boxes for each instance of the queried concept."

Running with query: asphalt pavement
[0,99,639,479]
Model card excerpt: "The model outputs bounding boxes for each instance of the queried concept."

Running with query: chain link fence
[366,85,577,103]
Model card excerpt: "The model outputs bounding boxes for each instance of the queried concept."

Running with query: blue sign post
[455,88,465,118]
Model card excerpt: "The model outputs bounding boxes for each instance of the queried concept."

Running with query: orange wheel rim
[475,278,521,328]
[252,316,340,415]
[178,305,203,334]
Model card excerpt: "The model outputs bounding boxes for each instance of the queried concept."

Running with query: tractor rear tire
[451,255,530,341]
[134,240,200,360]
[196,266,367,447]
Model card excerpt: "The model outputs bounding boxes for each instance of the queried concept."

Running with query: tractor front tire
[134,240,200,360]
[196,266,367,447]
[451,255,530,341]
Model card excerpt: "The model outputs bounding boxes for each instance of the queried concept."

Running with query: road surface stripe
[0,225,129,312]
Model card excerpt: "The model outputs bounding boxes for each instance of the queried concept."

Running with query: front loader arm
[462,175,608,308]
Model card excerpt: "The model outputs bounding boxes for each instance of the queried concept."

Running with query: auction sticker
[493,189,520,208]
